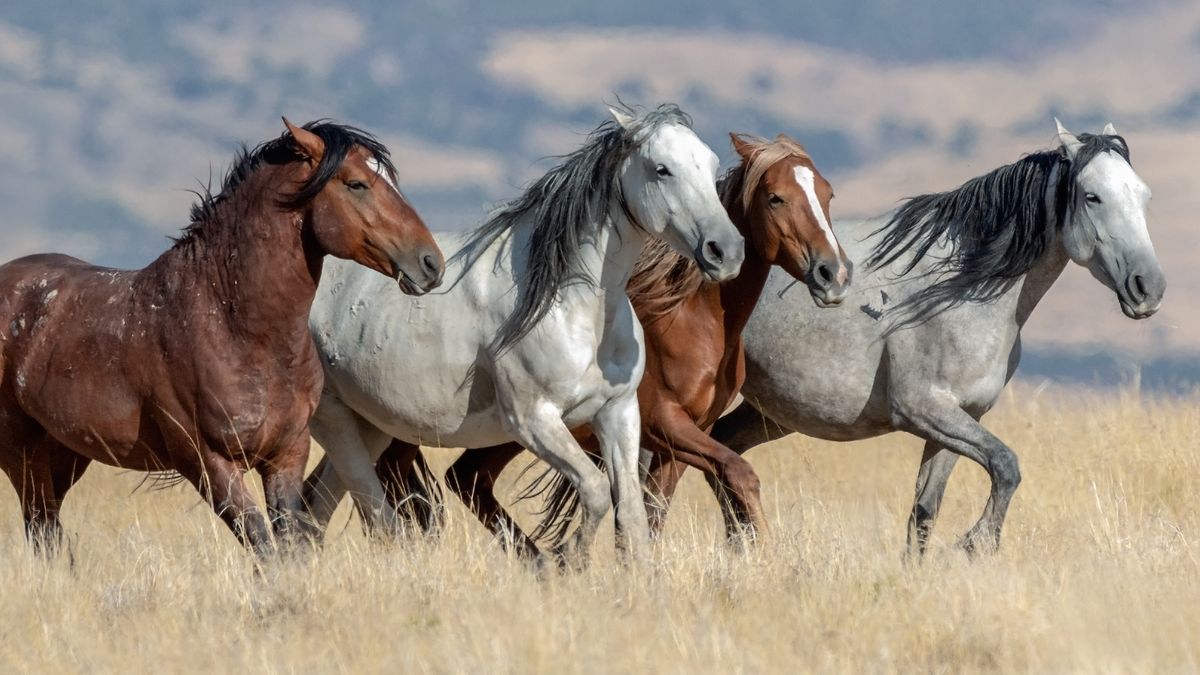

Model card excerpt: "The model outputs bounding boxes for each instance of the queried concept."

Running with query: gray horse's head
[1056,119,1164,319]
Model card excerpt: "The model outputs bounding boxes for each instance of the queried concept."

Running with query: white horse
[302,104,744,559]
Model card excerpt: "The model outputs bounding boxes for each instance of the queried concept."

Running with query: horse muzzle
[806,256,852,308]
[696,233,745,283]
[393,249,445,296]
[1117,268,1165,320]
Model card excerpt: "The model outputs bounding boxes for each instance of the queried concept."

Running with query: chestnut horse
[0,119,443,556]
[358,133,850,553]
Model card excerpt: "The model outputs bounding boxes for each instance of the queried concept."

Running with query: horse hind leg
[0,436,91,559]
[443,443,540,558]
[377,439,446,534]
[906,441,959,558]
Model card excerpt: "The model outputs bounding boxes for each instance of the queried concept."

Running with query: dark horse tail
[514,453,605,548]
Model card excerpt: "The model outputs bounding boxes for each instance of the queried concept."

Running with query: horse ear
[1102,122,1118,136]
[608,106,635,130]
[282,117,325,161]
[1055,117,1083,159]
[730,133,756,159]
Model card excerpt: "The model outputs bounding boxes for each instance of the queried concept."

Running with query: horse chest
[509,302,643,418]
[192,351,320,454]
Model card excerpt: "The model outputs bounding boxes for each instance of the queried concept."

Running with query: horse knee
[580,474,610,518]
[989,451,1021,493]
[719,457,761,498]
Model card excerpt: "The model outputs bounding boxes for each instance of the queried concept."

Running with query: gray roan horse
[649,119,1165,554]
[302,104,744,562]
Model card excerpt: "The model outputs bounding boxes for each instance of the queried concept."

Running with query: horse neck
[1014,234,1070,328]
[576,203,651,300]
[716,202,771,335]
[149,164,323,340]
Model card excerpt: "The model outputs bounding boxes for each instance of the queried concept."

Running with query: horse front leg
[647,404,767,545]
[306,393,397,536]
[176,449,273,555]
[499,402,610,568]
[906,441,959,558]
[643,451,687,537]
[591,394,651,559]
[260,430,319,551]
[893,399,1019,554]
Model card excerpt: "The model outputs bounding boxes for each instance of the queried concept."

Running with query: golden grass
[1,385,1198,673]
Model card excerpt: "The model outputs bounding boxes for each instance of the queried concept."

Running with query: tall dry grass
[1,385,1197,673]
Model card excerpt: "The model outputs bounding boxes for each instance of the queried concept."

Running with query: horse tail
[512,453,605,548]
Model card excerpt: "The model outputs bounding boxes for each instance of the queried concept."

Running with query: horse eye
[1085,192,1101,204]
[346,180,369,191]
[768,193,784,206]
[655,164,672,178]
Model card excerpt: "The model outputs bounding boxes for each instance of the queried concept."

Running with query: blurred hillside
[1,0,1196,382]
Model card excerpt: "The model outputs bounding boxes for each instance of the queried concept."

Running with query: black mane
[178,120,397,245]
[866,133,1130,327]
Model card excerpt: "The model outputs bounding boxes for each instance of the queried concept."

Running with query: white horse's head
[611,106,744,282]
[1056,119,1165,319]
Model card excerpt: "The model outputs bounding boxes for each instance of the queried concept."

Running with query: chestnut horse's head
[730,133,851,307]
[281,118,443,295]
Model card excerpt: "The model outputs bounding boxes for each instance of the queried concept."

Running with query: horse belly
[741,333,890,441]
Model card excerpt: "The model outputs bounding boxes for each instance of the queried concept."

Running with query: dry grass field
[1,385,1197,673]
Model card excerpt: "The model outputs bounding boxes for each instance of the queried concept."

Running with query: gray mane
[866,133,1130,329]
[453,103,693,353]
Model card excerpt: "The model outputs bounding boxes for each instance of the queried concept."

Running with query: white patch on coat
[792,165,839,254]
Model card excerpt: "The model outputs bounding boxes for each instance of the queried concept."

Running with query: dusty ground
[1,385,1197,673]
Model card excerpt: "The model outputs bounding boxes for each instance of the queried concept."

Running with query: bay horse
[664,120,1165,554]
[301,103,745,562]
[0,119,443,556]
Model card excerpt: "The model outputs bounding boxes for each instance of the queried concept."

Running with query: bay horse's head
[282,118,443,295]
[1055,119,1164,319]
[611,106,745,282]
[730,133,851,307]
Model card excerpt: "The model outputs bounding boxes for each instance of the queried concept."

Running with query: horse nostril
[421,253,441,278]
[1133,274,1147,300]
[705,240,725,264]
[815,262,834,287]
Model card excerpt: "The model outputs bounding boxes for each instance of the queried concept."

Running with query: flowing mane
[628,134,811,319]
[866,133,1130,327]
[453,103,692,352]
[177,120,397,247]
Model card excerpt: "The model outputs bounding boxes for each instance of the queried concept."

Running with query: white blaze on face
[366,156,400,195]
[792,165,840,257]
